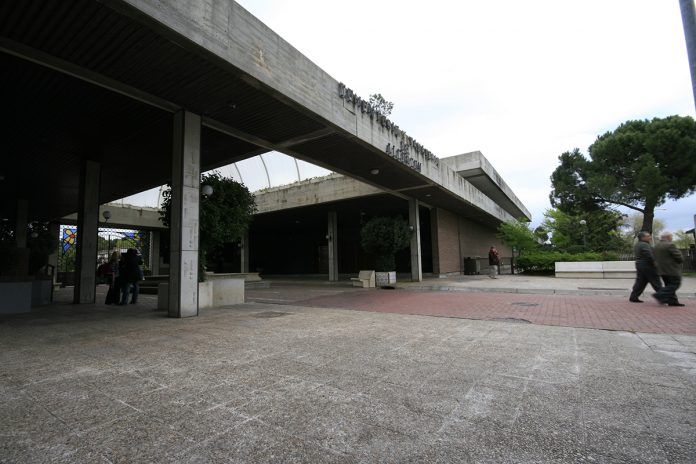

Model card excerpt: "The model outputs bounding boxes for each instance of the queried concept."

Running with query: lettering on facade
[338,82,439,173]
[386,142,422,172]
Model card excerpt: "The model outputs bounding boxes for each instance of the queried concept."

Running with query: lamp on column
[102,210,112,223]
[201,184,214,197]
[579,219,587,249]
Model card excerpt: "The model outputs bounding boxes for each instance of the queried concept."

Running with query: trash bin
[464,257,480,275]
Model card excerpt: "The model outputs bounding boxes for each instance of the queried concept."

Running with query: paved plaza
[1,283,696,463]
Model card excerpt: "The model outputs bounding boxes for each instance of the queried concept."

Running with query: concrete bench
[555,261,635,279]
[351,270,375,288]
[601,261,636,279]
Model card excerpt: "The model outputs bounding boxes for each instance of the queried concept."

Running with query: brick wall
[458,217,511,262]
[431,208,461,274]
[431,208,512,275]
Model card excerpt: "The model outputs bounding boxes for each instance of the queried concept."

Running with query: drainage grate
[253,311,290,318]
[511,302,540,307]
[490,317,532,324]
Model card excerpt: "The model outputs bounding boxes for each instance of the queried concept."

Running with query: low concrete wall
[0,281,32,314]
[211,278,244,306]
[0,278,53,314]
[555,261,635,279]
[31,279,52,306]
[157,276,245,311]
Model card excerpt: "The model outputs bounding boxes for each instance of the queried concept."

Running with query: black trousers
[630,264,661,300]
[656,275,682,304]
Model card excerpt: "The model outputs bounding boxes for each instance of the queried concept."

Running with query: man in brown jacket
[654,232,685,307]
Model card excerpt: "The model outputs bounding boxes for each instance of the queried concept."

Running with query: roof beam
[0,38,180,114]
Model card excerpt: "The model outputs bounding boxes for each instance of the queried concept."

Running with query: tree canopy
[542,208,624,253]
[160,173,256,277]
[550,115,696,233]
[360,216,410,271]
[620,213,664,243]
[496,219,539,254]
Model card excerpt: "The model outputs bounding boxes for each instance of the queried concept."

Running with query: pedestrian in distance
[629,231,662,303]
[104,251,120,305]
[488,246,500,279]
[119,248,143,305]
[654,231,685,307]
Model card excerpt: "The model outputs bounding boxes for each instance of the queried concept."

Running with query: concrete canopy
[0,0,529,228]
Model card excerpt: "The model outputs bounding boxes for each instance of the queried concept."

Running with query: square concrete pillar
[169,110,201,318]
[241,231,249,273]
[150,230,160,275]
[47,222,60,285]
[74,160,101,303]
[15,199,28,248]
[328,211,338,282]
[409,198,422,282]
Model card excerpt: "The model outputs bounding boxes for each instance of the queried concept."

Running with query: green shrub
[360,216,411,271]
[516,251,619,274]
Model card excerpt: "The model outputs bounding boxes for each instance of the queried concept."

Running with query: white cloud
[235,0,694,229]
[121,1,695,232]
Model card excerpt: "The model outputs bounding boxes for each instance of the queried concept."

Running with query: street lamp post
[579,219,587,249]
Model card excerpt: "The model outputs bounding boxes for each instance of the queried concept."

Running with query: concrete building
[246,150,528,278]
[0,1,529,317]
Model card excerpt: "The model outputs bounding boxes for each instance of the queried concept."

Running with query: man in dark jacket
[629,231,662,303]
[654,232,685,306]
[119,248,143,305]
[488,246,500,279]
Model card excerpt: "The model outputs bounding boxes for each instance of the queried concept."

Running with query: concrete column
[150,230,161,275]
[328,211,338,282]
[47,222,60,285]
[241,231,249,273]
[409,198,422,282]
[74,160,101,304]
[169,110,201,318]
[15,199,28,248]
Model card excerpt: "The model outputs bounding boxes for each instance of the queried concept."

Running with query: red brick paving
[287,289,696,335]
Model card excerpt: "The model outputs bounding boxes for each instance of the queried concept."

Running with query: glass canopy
[116,151,332,209]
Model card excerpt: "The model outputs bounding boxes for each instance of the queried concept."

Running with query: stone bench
[555,261,635,279]
[351,270,375,288]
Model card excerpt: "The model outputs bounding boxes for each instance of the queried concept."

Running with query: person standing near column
[654,231,685,307]
[488,246,500,279]
[629,231,662,303]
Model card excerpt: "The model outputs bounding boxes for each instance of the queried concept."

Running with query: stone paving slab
[1,298,695,463]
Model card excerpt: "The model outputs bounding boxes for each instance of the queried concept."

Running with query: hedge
[515,251,620,274]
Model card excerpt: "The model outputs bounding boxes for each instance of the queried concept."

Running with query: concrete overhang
[0,0,528,229]
[254,174,383,215]
[61,203,165,230]
[441,151,531,220]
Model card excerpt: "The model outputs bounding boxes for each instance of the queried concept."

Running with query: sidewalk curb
[398,284,696,299]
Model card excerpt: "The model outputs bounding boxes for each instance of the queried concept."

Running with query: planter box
[157,276,245,312]
[375,271,397,288]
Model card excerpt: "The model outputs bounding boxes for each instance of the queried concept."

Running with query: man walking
[629,231,662,303]
[654,232,685,307]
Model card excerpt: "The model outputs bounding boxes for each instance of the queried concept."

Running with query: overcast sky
[231,0,695,231]
[122,0,695,231]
